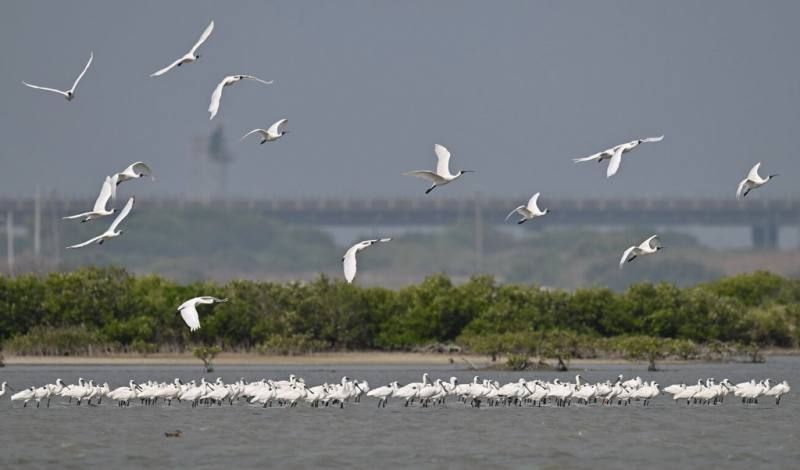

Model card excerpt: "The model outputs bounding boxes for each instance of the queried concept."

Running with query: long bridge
[1,196,798,248]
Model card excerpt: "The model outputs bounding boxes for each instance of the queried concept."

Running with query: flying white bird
[151,21,214,77]
[240,118,289,144]
[110,162,154,201]
[573,135,664,178]
[342,238,391,283]
[62,176,115,222]
[65,197,135,249]
[505,192,550,224]
[620,234,663,268]
[22,52,93,101]
[403,144,474,194]
[208,75,274,120]
[177,296,228,331]
[736,162,778,200]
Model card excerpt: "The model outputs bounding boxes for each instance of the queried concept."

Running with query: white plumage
[177,296,228,331]
[403,144,474,193]
[65,197,135,249]
[241,118,289,144]
[208,74,274,120]
[151,21,214,77]
[62,176,115,222]
[505,192,550,224]
[342,238,391,283]
[23,52,93,101]
[620,234,662,268]
[573,135,664,178]
[736,162,778,200]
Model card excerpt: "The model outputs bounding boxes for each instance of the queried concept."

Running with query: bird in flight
[62,176,115,223]
[342,238,392,283]
[208,74,273,120]
[22,52,93,101]
[66,197,135,249]
[241,118,289,144]
[177,296,228,331]
[110,162,154,201]
[573,135,664,178]
[151,21,214,77]
[736,162,777,200]
[505,192,550,224]
[620,234,663,268]
[403,144,474,194]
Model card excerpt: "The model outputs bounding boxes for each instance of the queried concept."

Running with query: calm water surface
[0,358,798,469]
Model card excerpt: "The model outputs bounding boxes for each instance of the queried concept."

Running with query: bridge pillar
[751,222,778,249]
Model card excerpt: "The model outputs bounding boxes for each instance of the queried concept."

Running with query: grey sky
[2,0,799,202]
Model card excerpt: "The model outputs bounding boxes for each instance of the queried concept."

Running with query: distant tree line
[0,268,798,361]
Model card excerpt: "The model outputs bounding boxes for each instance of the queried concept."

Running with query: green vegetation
[193,345,222,372]
[0,268,798,362]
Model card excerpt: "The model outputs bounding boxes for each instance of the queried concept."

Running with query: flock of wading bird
[0,374,791,409]
[21,20,781,333]
[22,21,777,331]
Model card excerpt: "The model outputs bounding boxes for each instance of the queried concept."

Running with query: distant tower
[207,125,235,199]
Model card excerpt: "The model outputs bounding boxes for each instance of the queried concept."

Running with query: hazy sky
[2,1,799,202]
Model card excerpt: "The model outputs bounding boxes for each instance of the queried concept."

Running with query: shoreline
[3,350,797,367]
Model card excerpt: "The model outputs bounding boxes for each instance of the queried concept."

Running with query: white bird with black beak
[208,74,274,119]
[65,197,135,249]
[505,192,550,224]
[177,296,228,331]
[403,144,474,193]
[620,234,663,268]
[573,135,664,178]
[736,162,778,200]
[22,52,93,101]
[62,176,115,222]
[151,21,214,77]
[110,162,154,200]
[241,118,289,144]
[342,238,391,283]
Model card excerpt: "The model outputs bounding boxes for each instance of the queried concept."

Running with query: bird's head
[459,170,475,176]
[196,54,202,59]
[544,208,551,214]
[768,173,779,180]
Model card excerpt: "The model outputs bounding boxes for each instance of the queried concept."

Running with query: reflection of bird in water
[165,430,183,438]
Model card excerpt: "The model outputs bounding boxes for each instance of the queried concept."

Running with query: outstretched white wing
[606,146,624,178]
[129,161,154,180]
[619,246,637,268]
[108,197,134,232]
[342,246,359,283]
[526,192,541,212]
[66,234,104,249]
[641,135,664,144]
[736,178,749,200]
[208,78,227,119]
[241,129,267,141]
[151,58,184,77]
[70,52,93,93]
[643,234,661,250]
[434,144,451,177]
[747,162,762,182]
[268,118,288,135]
[92,177,113,213]
[505,206,525,221]
[242,74,274,86]
[21,81,68,97]
[109,173,120,201]
[178,301,202,331]
[189,21,214,55]
[402,170,446,184]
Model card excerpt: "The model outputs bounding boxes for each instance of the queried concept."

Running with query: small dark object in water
[165,430,183,438]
